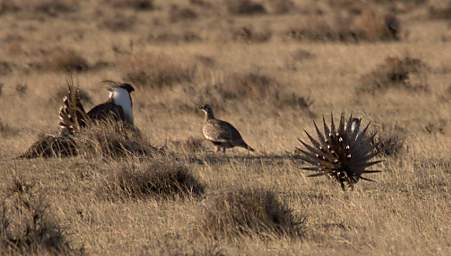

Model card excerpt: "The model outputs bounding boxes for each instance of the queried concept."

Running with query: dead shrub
[20,121,157,159]
[226,0,267,15]
[372,124,406,157]
[122,53,196,89]
[107,0,155,11]
[35,49,90,73]
[169,5,198,23]
[286,8,400,42]
[102,162,205,200]
[0,61,13,76]
[352,9,400,41]
[0,119,19,138]
[357,56,429,95]
[424,119,447,135]
[429,2,451,20]
[201,188,306,239]
[101,15,136,32]
[15,83,27,96]
[0,177,81,255]
[19,134,77,159]
[191,71,314,114]
[148,31,202,44]
[229,26,272,43]
[264,0,295,14]
[74,121,156,159]
[0,2,20,15]
[34,0,79,17]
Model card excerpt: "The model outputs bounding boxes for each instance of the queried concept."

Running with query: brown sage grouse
[200,104,254,153]
[296,113,382,190]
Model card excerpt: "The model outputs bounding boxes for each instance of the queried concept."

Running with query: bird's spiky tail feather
[241,142,255,152]
[58,81,89,135]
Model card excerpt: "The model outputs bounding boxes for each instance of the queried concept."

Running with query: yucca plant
[296,113,383,190]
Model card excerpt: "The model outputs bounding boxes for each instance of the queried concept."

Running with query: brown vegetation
[201,188,305,239]
[101,162,205,200]
[0,177,81,255]
[0,0,449,255]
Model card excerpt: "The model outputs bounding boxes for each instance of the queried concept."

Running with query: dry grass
[100,161,205,201]
[0,0,450,255]
[0,177,82,255]
[357,56,430,94]
[201,188,306,240]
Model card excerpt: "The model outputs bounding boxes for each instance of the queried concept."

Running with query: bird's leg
[222,147,226,154]
[216,146,221,152]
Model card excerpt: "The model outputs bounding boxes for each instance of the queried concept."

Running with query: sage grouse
[200,104,254,153]
[59,82,135,135]
[19,82,136,158]
[296,113,382,190]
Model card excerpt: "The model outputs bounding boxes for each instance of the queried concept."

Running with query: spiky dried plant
[296,113,383,190]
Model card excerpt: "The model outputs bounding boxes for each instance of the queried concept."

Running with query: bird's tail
[242,142,255,152]
[58,82,88,135]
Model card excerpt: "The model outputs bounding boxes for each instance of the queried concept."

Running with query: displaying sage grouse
[59,81,135,135]
[296,113,382,190]
[200,104,254,153]
[19,81,136,158]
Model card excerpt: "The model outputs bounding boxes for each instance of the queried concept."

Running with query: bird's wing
[204,119,244,143]
[87,102,126,123]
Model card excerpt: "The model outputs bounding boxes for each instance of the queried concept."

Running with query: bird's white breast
[110,88,133,124]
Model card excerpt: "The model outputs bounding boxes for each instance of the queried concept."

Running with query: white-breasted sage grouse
[200,104,254,153]
[59,81,135,135]
[296,113,382,190]
[19,81,137,158]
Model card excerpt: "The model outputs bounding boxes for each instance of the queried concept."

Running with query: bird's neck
[204,110,215,122]
[109,88,134,124]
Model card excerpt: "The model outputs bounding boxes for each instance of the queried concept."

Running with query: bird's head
[199,104,214,119]
[104,80,135,94]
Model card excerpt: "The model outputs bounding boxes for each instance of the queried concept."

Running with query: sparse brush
[34,0,79,17]
[20,121,156,159]
[372,124,406,156]
[168,5,198,23]
[264,0,295,14]
[226,0,267,15]
[296,113,383,190]
[201,188,306,239]
[73,120,156,159]
[101,161,205,200]
[0,119,19,138]
[35,49,90,73]
[122,53,195,89]
[357,56,429,95]
[107,0,154,11]
[19,134,77,159]
[0,177,81,255]
[286,7,400,42]
[101,14,136,32]
[229,26,272,43]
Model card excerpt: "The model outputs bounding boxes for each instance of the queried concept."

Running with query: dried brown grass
[201,188,306,240]
[100,161,205,200]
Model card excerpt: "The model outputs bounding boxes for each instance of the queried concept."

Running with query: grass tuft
[0,177,82,255]
[357,56,429,95]
[101,161,205,200]
[201,188,306,240]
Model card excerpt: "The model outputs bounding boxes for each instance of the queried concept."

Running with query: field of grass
[0,0,450,255]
